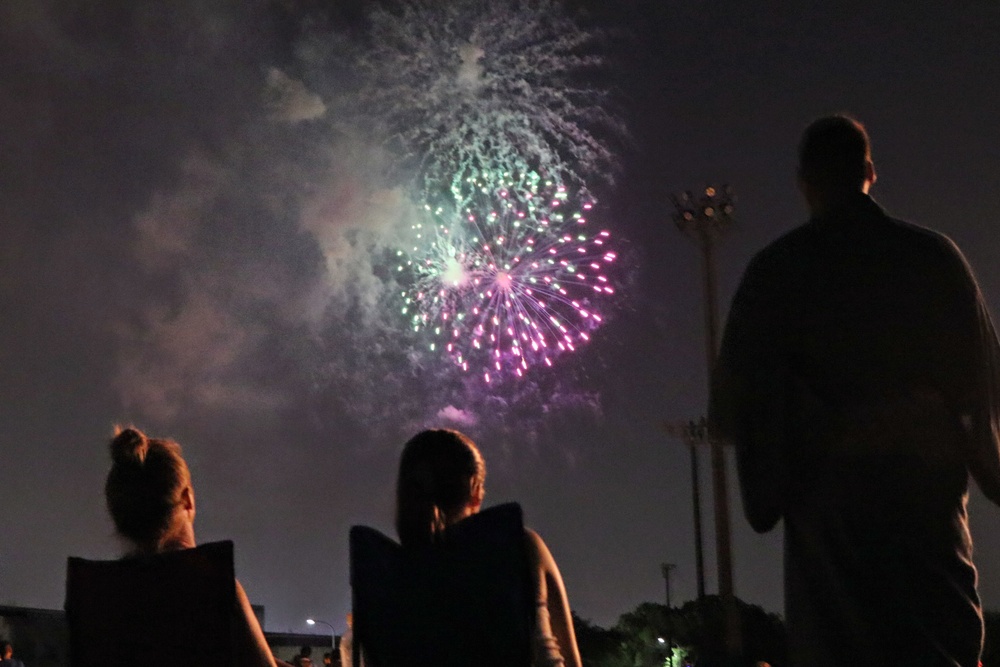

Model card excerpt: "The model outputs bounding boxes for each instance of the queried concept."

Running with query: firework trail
[397,172,616,382]
[338,0,618,204]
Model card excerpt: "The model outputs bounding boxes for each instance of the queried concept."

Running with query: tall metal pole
[700,230,734,599]
[671,186,740,656]
[662,562,677,667]
[688,430,707,600]
[662,419,707,600]
[661,562,676,607]
[671,185,735,598]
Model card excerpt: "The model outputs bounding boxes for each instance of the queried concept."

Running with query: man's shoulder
[757,220,818,254]
[878,214,972,277]
[753,206,963,272]
[884,213,961,249]
[746,221,824,276]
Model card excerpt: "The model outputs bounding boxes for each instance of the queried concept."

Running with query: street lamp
[305,618,336,649]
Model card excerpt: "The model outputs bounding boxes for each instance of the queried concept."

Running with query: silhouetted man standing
[711,115,1000,667]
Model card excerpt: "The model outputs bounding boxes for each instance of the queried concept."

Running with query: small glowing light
[442,256,466,286]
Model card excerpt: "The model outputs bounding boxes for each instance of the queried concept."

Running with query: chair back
[65,540,237,667]
[349,503,534,667]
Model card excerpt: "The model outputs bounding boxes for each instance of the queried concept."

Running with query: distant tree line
[573,595,783,667]
[575,598,1000,667]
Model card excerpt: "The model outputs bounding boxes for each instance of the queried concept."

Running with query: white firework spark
[347,0,619,203]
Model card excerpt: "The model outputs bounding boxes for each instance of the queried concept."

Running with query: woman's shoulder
[523,526,545,551]
[523,527,557,570]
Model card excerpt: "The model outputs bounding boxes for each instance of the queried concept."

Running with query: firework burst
[338,0,618,203]
[398,172,615,382]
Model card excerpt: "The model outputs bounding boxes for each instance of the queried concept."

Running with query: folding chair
[349,502,534,667]
[65,540,238,667]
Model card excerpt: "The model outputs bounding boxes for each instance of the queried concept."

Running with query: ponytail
[395,494,447,548]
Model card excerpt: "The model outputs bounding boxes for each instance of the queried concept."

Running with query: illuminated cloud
[436,405,478,427]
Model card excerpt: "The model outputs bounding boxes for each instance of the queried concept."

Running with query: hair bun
[110,426,149,466]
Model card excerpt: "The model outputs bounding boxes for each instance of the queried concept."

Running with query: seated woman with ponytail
[352,429,581,667]
[97,427,285,667]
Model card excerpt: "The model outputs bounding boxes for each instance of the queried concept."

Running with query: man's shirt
[711,193,1000,667]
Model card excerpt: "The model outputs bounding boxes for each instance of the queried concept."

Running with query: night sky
[2,0,1000,635]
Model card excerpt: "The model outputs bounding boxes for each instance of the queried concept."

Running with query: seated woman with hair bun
[394,429,582,667]
[104,427,288,667]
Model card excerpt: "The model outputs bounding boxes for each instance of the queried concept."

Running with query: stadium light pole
[670,186,741,658]
[670,184,736,599]
[662,418,707,600]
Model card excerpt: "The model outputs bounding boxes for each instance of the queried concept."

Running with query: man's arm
[955,246,1000,504]
[710,252,788,533]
